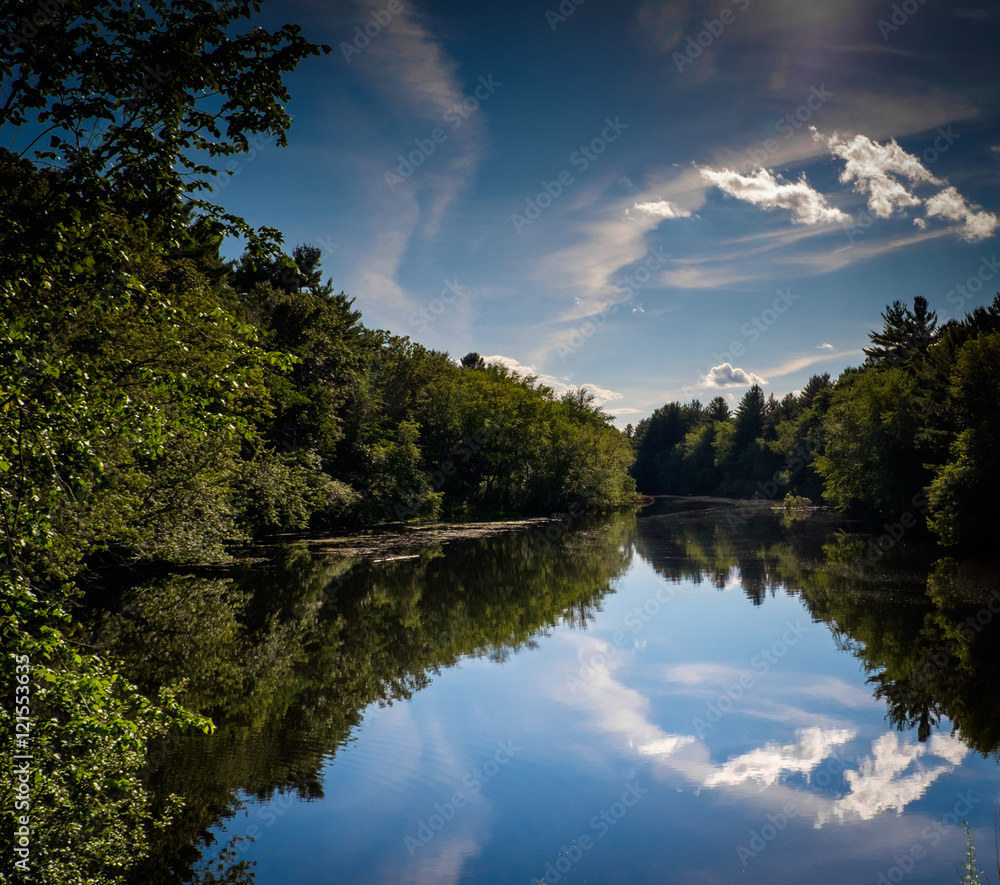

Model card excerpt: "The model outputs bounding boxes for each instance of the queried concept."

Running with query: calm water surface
[100,500,1000,884]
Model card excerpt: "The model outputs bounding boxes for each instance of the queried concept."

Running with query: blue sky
[214,0,1000,424]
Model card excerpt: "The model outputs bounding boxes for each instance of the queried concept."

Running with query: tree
[461,352,486,370]
[926,332,1000,545]
[1,4,332,880]
[705,396,731,423]
[1,0,329,234]
[814,368,924,514]
[799,373,832,410]
[863,296,939,368]
[733,384,767,451]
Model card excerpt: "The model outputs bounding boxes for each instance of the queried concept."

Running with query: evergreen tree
[733,384,767,451]
[863,296,939,367]
[705,396,731,423]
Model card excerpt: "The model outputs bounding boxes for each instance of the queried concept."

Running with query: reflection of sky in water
[205,547,996,884]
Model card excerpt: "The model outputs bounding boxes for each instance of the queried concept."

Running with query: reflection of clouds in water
[402,837,481,885]
[566,635,697,753]
[638,736,698,757]
[815,732,968,827]
[702,726,854,788]
[555,634,969,825]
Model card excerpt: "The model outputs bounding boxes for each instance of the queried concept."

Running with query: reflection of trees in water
[94,517,635,883]
[631,503,1000,758]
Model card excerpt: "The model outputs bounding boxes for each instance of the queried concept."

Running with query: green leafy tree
[814,368,924,514]
[927,331,1000,545]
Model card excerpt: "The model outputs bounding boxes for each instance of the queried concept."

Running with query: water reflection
[634,501,1000,756]
[96,519,634,883]
[92,501,1000,883]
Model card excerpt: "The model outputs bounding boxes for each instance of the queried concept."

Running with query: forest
[629,293,1000,548]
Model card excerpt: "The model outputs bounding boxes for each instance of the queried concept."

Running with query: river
[95,498,1000,884]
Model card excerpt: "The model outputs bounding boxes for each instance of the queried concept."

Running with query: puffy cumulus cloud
[482,355,623,408]
[703,362,767,388]
[924,186,1000,242]
[633,199,692,219]
[818,342,835,350]
[699,166,849,225]
[823,132,942,218]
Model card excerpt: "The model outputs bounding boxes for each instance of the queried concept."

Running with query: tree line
[629,293,1000,547]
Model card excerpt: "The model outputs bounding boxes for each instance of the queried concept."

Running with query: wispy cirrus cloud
[757,349,864,379]
[345,1,491,313]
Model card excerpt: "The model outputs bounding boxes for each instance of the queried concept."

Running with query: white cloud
[633,199,692,219]
[703,363,767,388]
[482,355,623,408]
[818,342,835,350]
[757,349,864,379]
[823,132,941,218]
[702,727,855,789]
[345,3,488,314]
[700,166,849,225]
[816,732,967,827]
[924,186,1000,242]
[817,131,999,241]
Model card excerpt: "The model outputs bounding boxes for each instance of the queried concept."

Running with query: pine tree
[863,297,939,367]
